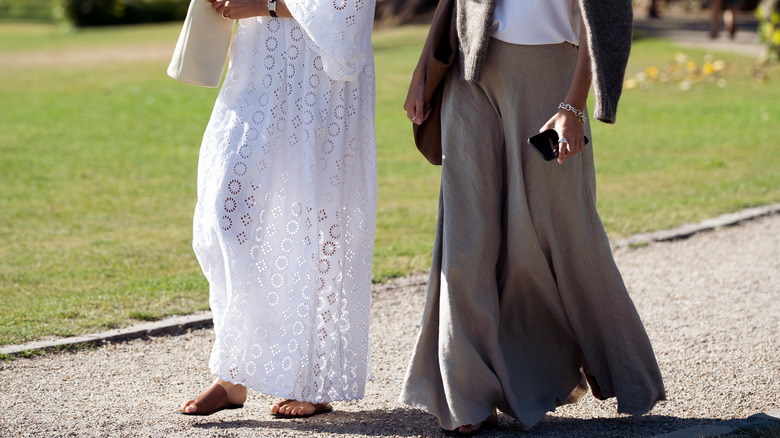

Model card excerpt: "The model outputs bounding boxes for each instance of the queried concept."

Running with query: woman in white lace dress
[180,0,377,418]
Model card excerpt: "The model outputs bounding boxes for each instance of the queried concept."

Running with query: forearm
[212,0,293,20]
[541,16,592,163]
[562,16,592,111]
[412,0,451,79]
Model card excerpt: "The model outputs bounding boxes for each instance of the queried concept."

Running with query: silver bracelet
[558,102,587,123]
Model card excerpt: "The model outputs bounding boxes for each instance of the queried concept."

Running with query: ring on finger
[222,10,228,18]
[558,138,569,144]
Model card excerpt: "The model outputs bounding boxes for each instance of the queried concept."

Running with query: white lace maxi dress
[192,1,377,403]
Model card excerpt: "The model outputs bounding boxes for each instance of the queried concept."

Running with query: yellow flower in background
[623,51,741,91]
[646,66,660,79]
[774,29,780,46]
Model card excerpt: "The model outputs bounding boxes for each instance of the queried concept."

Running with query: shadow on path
[191,408,721,437]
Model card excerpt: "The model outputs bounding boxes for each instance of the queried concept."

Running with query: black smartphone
[527,129,589,161]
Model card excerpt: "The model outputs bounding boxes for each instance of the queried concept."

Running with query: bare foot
[453,409,498,435]
[271,399,332,417]
[180,379,247,415]
[456,423,481,434]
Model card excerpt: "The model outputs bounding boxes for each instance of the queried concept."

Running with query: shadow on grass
[192,408,721,437]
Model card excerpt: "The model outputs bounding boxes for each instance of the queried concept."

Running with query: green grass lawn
[1,22,778,346]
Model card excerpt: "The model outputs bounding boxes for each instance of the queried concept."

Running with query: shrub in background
[53,0,188,27]
[757,0,780,61]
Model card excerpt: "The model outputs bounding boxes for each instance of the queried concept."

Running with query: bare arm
[541,15,592,164]
[211,0,293,20]
[404,0,451,125]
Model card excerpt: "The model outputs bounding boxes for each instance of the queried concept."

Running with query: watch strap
[268,0,277,17]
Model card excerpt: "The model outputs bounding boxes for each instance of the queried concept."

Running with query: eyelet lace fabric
[192,1,376,403]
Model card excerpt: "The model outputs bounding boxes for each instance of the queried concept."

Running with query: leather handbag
[412,0,458,165]
[167,0,235,88]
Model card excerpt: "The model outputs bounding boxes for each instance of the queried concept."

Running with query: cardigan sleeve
[579,0,633,124]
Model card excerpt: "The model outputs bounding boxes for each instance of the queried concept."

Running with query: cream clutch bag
[167,0,235,88]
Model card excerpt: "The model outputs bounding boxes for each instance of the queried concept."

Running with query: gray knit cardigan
[455,0,633,124]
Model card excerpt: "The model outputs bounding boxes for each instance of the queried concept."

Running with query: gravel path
[1,213,778,437]
[2,11,776,438]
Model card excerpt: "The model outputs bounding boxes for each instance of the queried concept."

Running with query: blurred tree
[757,0,780,60]
[53,0,187,27]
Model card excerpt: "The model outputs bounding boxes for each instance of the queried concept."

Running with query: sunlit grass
[0,22,778,345]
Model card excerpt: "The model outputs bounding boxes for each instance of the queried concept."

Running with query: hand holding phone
[527,129,589,161]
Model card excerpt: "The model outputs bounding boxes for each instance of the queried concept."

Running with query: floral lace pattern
[193,3,376,403]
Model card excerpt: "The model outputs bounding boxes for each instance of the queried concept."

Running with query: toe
[297,403,315,416]
[271,399,289,414]
[457,423,479,434]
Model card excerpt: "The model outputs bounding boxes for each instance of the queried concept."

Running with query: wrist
[412,66,426,81]
[558,102,587,124]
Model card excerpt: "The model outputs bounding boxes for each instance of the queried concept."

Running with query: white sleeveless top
[491,0,581,45]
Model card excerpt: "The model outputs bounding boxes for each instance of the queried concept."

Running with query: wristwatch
[268,0,277,17]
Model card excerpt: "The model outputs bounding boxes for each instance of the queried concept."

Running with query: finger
[557,137,568,164]
[569,137,585,156]
[406,98,426,124]
[412,103,427,125]
[404,103,416,122]
[413,107,424,124]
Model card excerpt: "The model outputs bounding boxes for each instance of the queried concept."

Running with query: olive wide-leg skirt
[399,40,666,431]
